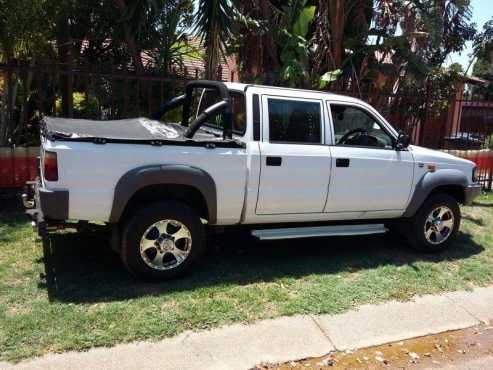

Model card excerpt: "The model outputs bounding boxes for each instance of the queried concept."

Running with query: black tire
[406,194,461,252]
[121,201,206,281]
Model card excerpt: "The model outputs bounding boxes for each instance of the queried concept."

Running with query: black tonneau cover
[41,117,243,148]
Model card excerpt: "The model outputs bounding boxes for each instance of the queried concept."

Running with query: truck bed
[42,117,242,147]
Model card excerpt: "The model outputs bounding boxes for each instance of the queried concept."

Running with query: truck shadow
[38,228,484,304]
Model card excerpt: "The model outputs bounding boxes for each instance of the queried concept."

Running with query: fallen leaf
[408,352,420,363]
[316,358,335,367]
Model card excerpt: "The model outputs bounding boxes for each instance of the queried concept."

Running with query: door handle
[266,156,282,166]
[336,158,350,167]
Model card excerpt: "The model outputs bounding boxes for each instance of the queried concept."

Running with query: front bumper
[464,184,482,205]
[24,179,69,237]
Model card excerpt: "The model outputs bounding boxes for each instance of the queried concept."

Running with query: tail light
[472,167,478,183]
[44,151,58,181]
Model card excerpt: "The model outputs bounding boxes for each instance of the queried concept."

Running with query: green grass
[1,193,493,362]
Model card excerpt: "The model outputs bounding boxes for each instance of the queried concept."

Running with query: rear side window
[267,99,321,144]
[196,89,246,135]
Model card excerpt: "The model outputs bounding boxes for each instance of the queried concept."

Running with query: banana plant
[278,0,316,87]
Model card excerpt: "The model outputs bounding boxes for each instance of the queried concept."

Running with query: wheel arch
[403,169,468,217]
[109,164,217,224]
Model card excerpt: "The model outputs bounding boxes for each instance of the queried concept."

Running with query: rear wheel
[121,201,206,281]
[406,194,461,252]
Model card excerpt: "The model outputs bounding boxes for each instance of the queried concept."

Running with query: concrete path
[2,286,493,370]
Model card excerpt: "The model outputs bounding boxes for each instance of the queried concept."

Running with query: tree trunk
[0,68,11,145]
[328,0,345,69]
[259,0,279,75]
[19,60,35,127]
[56,11,74,118]
[205,21,221,80]
[114,0,145,75]
[238,1,264,82]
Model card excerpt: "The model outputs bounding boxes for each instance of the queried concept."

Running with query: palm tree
[193,0,234,80]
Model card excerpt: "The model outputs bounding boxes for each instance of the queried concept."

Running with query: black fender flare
[402,169,468,217]
[109,164,217,224]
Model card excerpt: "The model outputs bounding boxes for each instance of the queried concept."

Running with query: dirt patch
[256,321,493,370]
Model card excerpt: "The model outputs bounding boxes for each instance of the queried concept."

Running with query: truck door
[256,95,331,215]
[324,102,414,213]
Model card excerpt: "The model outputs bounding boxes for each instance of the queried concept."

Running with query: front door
[256,95,331,215]
[324,102,414,213]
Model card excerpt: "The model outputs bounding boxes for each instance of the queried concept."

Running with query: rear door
[256,95,331,215]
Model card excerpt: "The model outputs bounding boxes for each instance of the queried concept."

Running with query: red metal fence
[0,147,39,188]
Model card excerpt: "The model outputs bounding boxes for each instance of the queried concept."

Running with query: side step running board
[251,224,388,240]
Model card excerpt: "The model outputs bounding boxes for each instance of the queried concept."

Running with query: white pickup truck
[25,80,481,280]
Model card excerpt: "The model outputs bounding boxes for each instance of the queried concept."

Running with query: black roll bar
[150,94,186,120]
[184,101,229,139]
[182,80,233,139]
[151,80,233,140]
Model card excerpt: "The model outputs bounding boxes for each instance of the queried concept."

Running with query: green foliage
[278,1,316,87]
[319,69,343,89]
[292,5,316,37]
[471,18,493,100]
[55,92,99,117]
[413,0,476,66]
[0,0,50,61]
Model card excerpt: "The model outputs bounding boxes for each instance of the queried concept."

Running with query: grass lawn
[1,193,493,362]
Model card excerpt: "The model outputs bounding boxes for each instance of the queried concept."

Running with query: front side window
[268,99,321,144]
[196,89,246,135]
[330,104,394,148]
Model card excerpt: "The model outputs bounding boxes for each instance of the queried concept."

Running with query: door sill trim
[251,224,388,240]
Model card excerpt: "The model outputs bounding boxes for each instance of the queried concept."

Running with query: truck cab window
[196,89,246,135]
[330,104,394,148]
[268,99,321,144]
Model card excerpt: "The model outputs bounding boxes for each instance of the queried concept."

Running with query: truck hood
[409,145,475,167]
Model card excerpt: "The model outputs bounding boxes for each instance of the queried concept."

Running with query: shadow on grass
[472,194,493,208]
[0,195,24,221]
[472,202,493,208]
[463,215,485,226]
[37,225,485,304]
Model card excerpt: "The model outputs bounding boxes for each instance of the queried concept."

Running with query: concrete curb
[3,286,493,370]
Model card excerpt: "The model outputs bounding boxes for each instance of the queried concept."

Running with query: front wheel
[406,194,461,252]
[121,201,206,281]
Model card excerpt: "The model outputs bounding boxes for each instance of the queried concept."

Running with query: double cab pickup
[25,80,481,280]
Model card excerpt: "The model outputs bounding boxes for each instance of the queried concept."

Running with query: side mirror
[396,132,411,150]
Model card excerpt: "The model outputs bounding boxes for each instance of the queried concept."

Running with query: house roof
[460,75,488,85]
